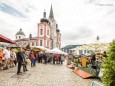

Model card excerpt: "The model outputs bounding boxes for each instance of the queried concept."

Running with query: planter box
[91,81,103,86]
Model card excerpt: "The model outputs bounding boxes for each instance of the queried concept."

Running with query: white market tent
[72,42,110,55]
[31,46,50,52]
[47,48,68,55]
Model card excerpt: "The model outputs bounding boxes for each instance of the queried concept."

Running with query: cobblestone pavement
[0,61,97,86]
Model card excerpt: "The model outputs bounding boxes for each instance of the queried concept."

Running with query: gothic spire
[49,4,54,19]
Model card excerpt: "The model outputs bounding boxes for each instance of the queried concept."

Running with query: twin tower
[15,5,61,49]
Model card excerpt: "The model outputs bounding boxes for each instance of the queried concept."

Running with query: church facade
[15,5,61,49]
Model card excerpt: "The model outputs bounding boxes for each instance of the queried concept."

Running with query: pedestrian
[91,53,96,67]
[60,55,65,64]
[34,51,37,66]
[3,47,11,69]
[37,51,40,63]
[55,54,59,64]
[0,48,4,70]
[16,48,24,74]
[23,50,28,72]
[103,51,107,58]
[53,54,55,64]
[10,49,17,66]
[29,51,35,67]
[43,53,47,64]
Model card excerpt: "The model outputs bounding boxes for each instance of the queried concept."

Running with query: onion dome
[40,10,49,23]
[56,29,60,32]
[16,29,25,36]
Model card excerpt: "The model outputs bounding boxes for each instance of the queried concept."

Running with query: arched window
[40,40,42,46]
[32,42,34,46]
[36,42,38,46]
[19,36,21,39]
[40,29,43,35]
[47,40,49,48]
[47,30,49,36]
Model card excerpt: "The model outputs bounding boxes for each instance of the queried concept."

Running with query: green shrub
[102,40,115,86]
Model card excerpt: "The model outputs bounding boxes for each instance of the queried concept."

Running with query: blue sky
[0,0,115,47]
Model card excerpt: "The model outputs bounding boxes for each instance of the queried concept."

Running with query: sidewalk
[0,62,93,86]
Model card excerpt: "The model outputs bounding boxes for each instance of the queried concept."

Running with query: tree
[102,40,115,86]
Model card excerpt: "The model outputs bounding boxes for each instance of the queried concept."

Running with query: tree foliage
[102,40,115,86]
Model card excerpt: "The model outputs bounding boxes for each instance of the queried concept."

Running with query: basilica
[15,5,61,49]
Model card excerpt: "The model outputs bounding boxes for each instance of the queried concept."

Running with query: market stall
[31,46,50,52]
[0,34,15,44]
[47,48,68,55]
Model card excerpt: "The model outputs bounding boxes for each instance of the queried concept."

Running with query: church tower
[37,5,61,49]
[49,5,58,48]
[37,10,52,49]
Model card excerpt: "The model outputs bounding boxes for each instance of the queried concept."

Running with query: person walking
[10,49,17,66]
[0,48,4,70]
[91,53,96,67]
[16,48,24,74]
[53,54,55,64]
[3,47,11,69]
[34,51,37,66]
[29,51,35,67]
[43,53,47,64]
[23,50,29,72]
[37,51,40,63]
[55,54,59,64]
[60,55,65,64]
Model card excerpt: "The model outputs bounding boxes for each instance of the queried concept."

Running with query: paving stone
[0,61,99,86]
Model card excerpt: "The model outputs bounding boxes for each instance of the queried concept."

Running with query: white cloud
[0,0,115,47]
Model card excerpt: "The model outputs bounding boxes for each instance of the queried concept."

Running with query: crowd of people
[0,47,17,70]
[0,47,65,75]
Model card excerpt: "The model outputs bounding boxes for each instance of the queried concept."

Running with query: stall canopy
[0,34,15,44]
[47,48,68,55]
[31,46,50,52]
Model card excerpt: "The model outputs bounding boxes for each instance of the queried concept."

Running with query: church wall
[16,35,25,40]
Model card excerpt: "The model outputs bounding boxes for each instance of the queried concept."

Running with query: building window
[47,40,49,48]
[34,42,36,46]
[36,42,37,46]
[40,29,43,35]
[19,36,21,39]
[40,40,42,46]
[47,30,49,36]
[32,42,34,46]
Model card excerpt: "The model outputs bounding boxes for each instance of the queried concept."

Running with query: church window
[36,42,38,46]
[47,40,49,48]
[40,40,42,46]
[19,36,21,39]
[47,30,49,36]
[40,29,43,35]
[32,42,34,46]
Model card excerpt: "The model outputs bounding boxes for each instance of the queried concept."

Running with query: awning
[31,46,50,52]
[47,48,68,55]
[0,34,15,44]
